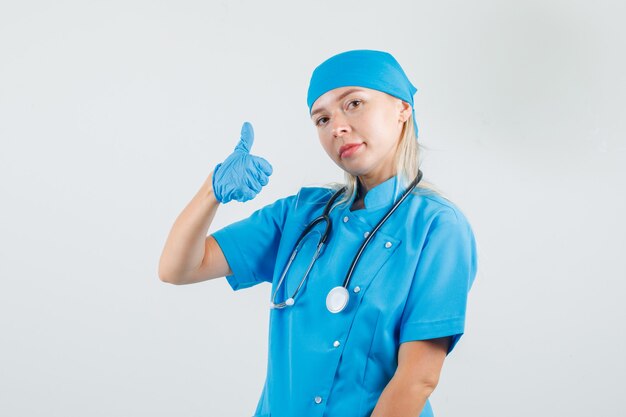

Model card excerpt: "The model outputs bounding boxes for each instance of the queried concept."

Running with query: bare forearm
[158,171,220,282]
[370,375,434,417]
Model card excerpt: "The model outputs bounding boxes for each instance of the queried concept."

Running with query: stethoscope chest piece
[326,286,350,314]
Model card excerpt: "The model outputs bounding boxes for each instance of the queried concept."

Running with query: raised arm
[158,170,232,284]
[158,122,273,285]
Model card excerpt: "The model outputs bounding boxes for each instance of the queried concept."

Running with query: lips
[339,143,363,158]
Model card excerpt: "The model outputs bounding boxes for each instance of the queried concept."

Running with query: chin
[333,154,371,176]
[342,167,369,178]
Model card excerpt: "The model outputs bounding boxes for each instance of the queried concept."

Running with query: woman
[159,49,478,417]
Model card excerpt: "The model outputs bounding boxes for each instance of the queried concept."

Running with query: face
[310,86,412,185]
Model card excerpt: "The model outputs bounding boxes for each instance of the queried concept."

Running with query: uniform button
[314,396,323,404]
[363,231,370,238]
[353,286,361,293]
[343,216,349,223]
[333,340,340,347]
[385,241,392,248]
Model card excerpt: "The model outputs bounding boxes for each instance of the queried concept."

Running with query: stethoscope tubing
[270,192,342,308]
[270,170,423,310]
[342,170,422,288]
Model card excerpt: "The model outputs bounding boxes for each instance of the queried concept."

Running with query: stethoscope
[269,170,423,314]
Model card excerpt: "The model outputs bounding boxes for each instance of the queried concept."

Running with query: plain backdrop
[1,1,625,416]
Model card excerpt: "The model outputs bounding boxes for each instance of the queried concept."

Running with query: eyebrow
[310,88,365,119]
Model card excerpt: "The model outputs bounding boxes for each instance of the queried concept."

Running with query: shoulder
[410,188,474,234]
[258,185,337,222]
[407,189,478,276]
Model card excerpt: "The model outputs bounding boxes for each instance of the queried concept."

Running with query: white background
[1,1,625,416]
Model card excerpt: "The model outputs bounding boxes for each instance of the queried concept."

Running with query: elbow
[159,273,186,285]
[412,374,440,398]
[158,254,189,285]
[158,270,176,284]
[158,263,185,285]
[158,261,172,283]
[159,274,173,284]
[396,371,440,399]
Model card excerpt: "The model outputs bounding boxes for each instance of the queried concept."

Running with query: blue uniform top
[211,174,478,417]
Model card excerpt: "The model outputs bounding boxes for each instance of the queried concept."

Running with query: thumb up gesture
[212,122,273,203]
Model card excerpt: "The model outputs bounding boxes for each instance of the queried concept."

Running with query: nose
[331,112,351,138]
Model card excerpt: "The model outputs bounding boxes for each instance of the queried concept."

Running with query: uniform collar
[351,174,402,212]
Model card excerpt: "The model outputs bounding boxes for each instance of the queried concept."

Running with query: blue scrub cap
[307,49,419,138]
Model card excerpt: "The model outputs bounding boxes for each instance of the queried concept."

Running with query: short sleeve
[399,208,478,354]
[211,195,295,291]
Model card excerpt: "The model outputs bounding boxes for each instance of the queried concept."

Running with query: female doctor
[159,49,477,417]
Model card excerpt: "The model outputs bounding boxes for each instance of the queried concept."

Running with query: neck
[357,172,396,197]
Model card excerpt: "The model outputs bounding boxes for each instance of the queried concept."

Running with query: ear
[397,100,412,122]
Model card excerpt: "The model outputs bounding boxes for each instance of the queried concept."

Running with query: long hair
[323,113,443,210]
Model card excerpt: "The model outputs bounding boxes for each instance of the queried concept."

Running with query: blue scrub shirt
[212,175,478,417]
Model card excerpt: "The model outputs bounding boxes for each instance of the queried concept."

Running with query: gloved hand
[212,122,273,203]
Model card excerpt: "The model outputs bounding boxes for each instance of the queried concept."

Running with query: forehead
[311,86,386,115]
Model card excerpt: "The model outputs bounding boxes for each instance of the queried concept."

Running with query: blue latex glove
[212,122,273,203]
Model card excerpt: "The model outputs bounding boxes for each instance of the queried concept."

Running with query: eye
[348,99,362,109]
[315,116,329,126]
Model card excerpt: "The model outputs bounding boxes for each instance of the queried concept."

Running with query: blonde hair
[324,113,444,210]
